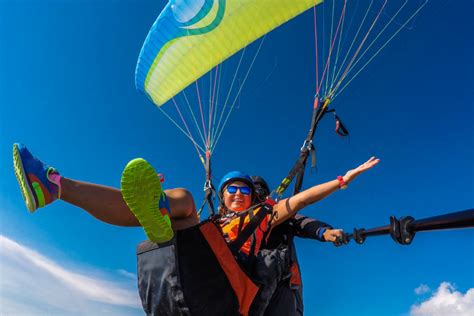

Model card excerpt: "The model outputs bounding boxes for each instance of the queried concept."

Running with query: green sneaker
[121,158,173,243]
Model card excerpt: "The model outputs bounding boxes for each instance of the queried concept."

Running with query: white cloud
[117,269,137,279]
[415,284,431,295]
[0,235,142,315]
[410,282,474,316]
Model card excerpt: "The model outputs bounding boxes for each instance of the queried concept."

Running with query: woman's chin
[231,203,247,212]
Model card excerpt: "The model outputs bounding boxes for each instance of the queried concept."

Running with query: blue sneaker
[121,158,173,243]
[13,143,60,212]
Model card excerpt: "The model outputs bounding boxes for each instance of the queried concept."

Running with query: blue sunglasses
[226,185,252,195]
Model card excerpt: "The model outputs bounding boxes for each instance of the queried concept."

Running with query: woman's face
[222,181,253,212]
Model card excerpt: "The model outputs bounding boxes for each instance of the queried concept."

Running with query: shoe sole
[13,144,37,212]
[121,158,173,243]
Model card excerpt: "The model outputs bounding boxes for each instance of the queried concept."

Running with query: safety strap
[237,215,246,235]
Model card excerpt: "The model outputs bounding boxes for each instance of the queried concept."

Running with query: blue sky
[1,1,473,315]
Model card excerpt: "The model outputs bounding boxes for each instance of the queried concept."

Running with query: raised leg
[13,143,199,239]
[61,178,199,231]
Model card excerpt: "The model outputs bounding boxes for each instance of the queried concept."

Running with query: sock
[47,171,62,199]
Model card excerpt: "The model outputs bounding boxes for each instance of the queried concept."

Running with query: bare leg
[60,177,139,226]
[165,188,199,230]
[60,177,199,230]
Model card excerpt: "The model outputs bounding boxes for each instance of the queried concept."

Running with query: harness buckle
[300,139,313,152]
[203,179,213,192]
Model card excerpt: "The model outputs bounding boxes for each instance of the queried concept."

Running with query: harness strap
[293,147,312,196]
[237,214,246,235]
[228,201,274,254]
[260,205,278,249]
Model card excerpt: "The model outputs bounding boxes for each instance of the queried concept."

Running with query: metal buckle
[300,139,313,152]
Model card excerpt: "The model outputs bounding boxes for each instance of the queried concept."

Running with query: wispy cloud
[414,284,431,295]
[0,235,142,315]
[117,269,137,280]
[410,282,474,316]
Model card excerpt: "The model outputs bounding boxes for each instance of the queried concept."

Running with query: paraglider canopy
[136,0,323,106]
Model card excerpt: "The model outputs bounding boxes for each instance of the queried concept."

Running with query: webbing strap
[275,153,309,196]
[237,214,246,235]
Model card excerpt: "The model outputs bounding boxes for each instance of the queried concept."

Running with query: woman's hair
[218,202,227,215]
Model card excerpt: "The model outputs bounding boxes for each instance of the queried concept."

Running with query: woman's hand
[343,156,380,184]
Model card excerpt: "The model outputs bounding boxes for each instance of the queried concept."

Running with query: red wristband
[337,176,347,189]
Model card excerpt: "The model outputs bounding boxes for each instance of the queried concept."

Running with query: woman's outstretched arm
[272,157,380,225]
